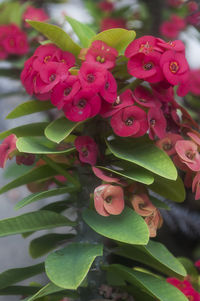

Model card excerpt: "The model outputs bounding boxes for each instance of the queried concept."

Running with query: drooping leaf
[96,163,154,185]
[0,210,76,237]
[115,240,186,278]
[6,100,55,119]
[83,207,149,245]
[45,117,81,144]
[0,286,40,296]
[40,200,72,214]
[16,136,75,154]
[107,137,177,180]
[149,175,186,203]
[45,243,103,289]
[27,21,81,56]
[109,265,188,301]
[0,263,44,290]
[0,165,64,195]
[66,16,96,47]
[29,233,76,258]
[0,122,48,140]
[26,282,78,301]
[91,28,136,53]
[150,196,170,210]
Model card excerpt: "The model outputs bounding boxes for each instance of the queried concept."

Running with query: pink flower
[23,6,49,28]
[110,106,148,137]
[79,62,107,93]
[21,56,37,95]
[175,140,200,172]
[85,40,118,69]
[192,172,200,200]
[0,134,17,168]
[148,107,167,140]
[171,15,186,30]
[156,133,182,156]
[187,11,200,26]
[145,209,163,237]
[63,91,101,122]
[160,50,189,86]
[100,89,134,118]
[92,167,121,183]
[160,22,180,39]
[75,136,98,166]
[100,18,126,31]
[125,35,163,58]
[16,154,35,166]
[100,71,117,103]
[167,278,200,300]
[98,1,114,12]
[94,184,124,216]
[157,39,185,53]
[127,52,164,83]
[151,83,174,103]
[133,85,161,108]
[131,194,156,217]
[51,75,81,109]
[187,131,200,146]
[187,1,199,12]
[34,62,69,94]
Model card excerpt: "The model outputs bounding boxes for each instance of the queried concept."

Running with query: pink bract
[63,91,101,122]
[92,167,120,183]
[148,107,167,140]
[192,172,200,200]
[133,85,161,108]
[131,194,156,217]
[85,40,118,69]
[23,6,49,28]
[94,184,124,216]
[175,140,200,172]
[100,71,117,103]
[156,133,182,156]
[75,136,98,166]
[110,105,148,137]
[0,134,17,168]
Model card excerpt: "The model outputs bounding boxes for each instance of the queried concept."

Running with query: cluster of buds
[0,24,29,59]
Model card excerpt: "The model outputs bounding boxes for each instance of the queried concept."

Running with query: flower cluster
[0,24,29,59]
[125,35,189,97]
[23,5,49,27]
[167,278,200,300]
[160,15,186,39]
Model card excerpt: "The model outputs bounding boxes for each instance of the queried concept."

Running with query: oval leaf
[91,28,136,53]
[0,122,48,140]
[106,137,177,180]
[6,100,55,119]
[110,265,188,301]
[27,20,81,56]
[45,117,81,144]
[116,240,186,278]
[16,136,75,154]
[83,207,149,245]
[45,243,103,289]
[0,210,75,238]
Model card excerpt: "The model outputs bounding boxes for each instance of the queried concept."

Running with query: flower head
[156,133,182,156]
[192,172,200,200]
[0,134,17,168]
[23,6,49,27]
[94,184,124,216]
[100,71,117,103]
[131,194,156,217]
[148,107,167,140]
[175,140,200,172]
[145,209,163,237]
[75,136,98,166]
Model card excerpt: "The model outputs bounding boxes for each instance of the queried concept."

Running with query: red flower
[167,278,200,300]
[94,184,124,216]
[23,6,49,27]
[148,107,167,140]
[187,131,200,147]
[156,133,182,156]
[157,39,185,53]
[100,17,126,31]
[192,172,200,200]
[187,1,199,12]
[63,91,101,122]
[133,85,161,108]
[79,62,107,93]
[98,1,114,12]
[75,136,98,166]
[0,134,17,168]
[100,71,117,103]
[110,106,148,137]
[175,140,200,172]
[51,75,81,109]
[86,40,118,69]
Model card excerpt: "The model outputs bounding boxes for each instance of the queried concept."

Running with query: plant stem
[42,156,80,189]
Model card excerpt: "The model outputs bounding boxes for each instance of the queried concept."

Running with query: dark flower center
[186,150,196,160]
[78,99,87,108]
[139,98,147,103]
[105,82,110,90]
[87,74,95,83]
[81,148,88,157]
[64,87,72,96]
[150,119,156,127]
[125,117,134,126]
[163,142,172,151]
[49,74,56,82]
[113,96,121,106]
[143,62,153,70]
[170,61,179,73]
[105,195,112,203]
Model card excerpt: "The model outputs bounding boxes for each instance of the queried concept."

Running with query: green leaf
[150,196,170,210]
[0,210,75,237]
[83,207,149,245]
[149,175,186,203]
[40,200,72,214]
[91,28,136,53]
[45,243,103,289]
[45,117,81,143]
[16,136,75,154]
[0,286,39,296]
[15,186,75,210]
[0,2,28,27]
[96,163,154,185]
[107,137,177,180]
[26,282,78,301]
[116,240,186,278]
[29,233,75,258]
[0,263,44,290]
[0,122,48,140]
[6,100,55,119]
[27,21,81,56]
[110,265,188,301]
[178,257,199,283]
[66,16,96,47]
[0,165,64,195]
